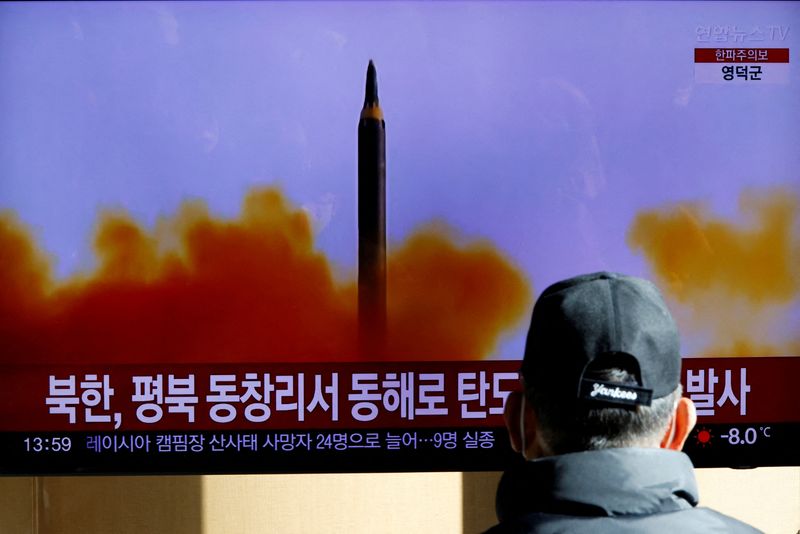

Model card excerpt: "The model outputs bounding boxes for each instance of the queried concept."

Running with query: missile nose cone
[364,60,379,106]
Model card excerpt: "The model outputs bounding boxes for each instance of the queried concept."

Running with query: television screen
[0,1,797,475]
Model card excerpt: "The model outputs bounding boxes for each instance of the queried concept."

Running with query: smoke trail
[628,188,800,357]
[0,188,531,364]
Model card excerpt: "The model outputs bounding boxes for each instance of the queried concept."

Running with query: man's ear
[505,390,541,459]
[504,390,524,453]
[660,396,697,450]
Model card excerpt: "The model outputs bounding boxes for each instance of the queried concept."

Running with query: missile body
[358,60,387,356]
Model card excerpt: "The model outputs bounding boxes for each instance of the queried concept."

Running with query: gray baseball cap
[521,272,681,408]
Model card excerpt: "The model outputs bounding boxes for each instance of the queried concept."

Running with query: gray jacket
[485,448,762,533]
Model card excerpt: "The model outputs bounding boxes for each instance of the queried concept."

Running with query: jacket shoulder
[483,508,763,534]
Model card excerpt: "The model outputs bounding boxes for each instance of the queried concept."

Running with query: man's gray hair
[526,368,681,454]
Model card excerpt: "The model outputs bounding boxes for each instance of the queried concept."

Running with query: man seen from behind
[487,272,761,533]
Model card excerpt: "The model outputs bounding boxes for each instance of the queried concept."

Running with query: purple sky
[1,1,798,358]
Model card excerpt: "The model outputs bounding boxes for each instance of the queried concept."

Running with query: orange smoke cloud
[628,188,800,357]
[384,226,531,360]
[0,188,531,364]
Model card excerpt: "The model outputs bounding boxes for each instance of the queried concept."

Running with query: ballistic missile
[358,60,387,356]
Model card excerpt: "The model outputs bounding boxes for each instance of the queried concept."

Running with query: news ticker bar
[1,422,797,475]
[0,428,515,475]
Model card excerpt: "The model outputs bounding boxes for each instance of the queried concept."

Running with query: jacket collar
[497,448,699,521]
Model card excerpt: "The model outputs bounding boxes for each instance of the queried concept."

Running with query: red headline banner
[0,357,795,432]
